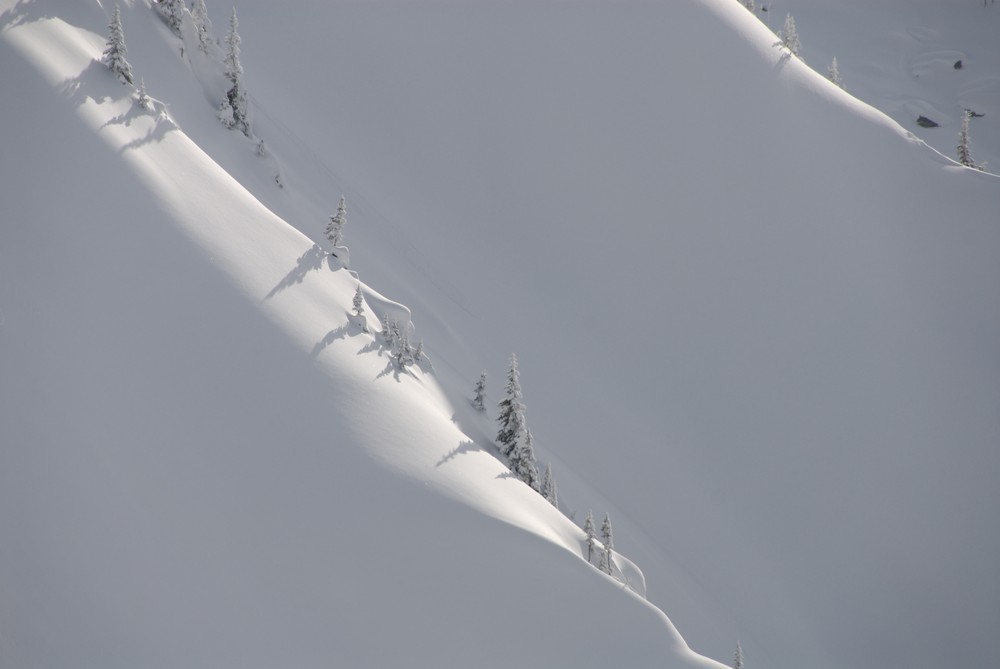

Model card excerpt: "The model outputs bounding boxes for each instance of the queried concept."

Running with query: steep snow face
[227,3,1000,669]
[0,2,723,668]
[2,1,999,669]
[763,0,1000,170]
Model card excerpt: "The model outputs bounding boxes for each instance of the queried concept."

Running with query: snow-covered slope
[2,2,998,669]
[768,0,1000,172]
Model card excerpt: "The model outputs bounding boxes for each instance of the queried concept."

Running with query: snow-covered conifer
[601,512,614,553]
[381,314,394,346]
[541,462,558,507]
[734,641,745,669]
[135,77,152,110]
[957,111,979,169]
[352,285,365,318]
[102,6,134,86]
[509,428,540,491]
[779,14,801,57]
[472,372,487,412]
[413,339,424,361]
[395,331,413,368]
[496,353,527,458]
[222,7,250,135]
[599,544,613,575]
[326,195,347,249]
[256,140,266,157]
[827,57,843,89]
[743,0,755,12]
[156,0,184,37]
[218,98,235,128]
[583,511,597,564]
[192,0,214,54]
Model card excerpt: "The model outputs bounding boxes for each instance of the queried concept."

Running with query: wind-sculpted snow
[1,1,998,669]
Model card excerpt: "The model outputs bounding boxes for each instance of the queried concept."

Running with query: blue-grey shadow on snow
[308,324,349,359]
[264,244,325,300]
[435,440,480,468]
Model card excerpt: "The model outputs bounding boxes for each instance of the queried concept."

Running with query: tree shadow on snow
[308,324,349,359]
[264,244,325,300]
[435,440,480,468]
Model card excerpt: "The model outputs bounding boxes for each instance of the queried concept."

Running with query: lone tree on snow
[472,372,487,412]
[102,5,134,85]
[156,0,184,37]
[496,354,527,458]
[219,7,250,135]
[192,0,214,54]
[957,111,982,170]
[583,511,598,564]
[326,195,347,249]
[734,642,745,669]
[827,57,844,89]
[779,14,801,57]
[600,512,614,574]
[352,285,365,318]
[136,77,152,110]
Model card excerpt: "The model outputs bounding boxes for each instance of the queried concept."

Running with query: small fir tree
[734,642,745,669]
[601,512,614,553]
[222,7,250,135]
[413,339,424,362]
[135,77,152,110]
[326,195,347,249]
[957,111,980,169]
[827,57,843,88]
[780,14,801,56]
[541,462,558,507]
[496,353,527,458]
[102,5,134,85]
[192,0,213,54]
[583,511,598,564]
[381,314,394,346]
[472,372,487,412]
[352,285,365,318]
[156,0,184,36]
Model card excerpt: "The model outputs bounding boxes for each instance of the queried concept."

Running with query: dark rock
[916,115,939,128]
[954,60,963,69]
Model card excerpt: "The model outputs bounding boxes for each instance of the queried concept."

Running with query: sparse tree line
[473,356,628,579]
[101,2,253,138]
[734,0,988,170]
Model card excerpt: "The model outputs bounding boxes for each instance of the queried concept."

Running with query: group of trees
[103,3,252,137]
[476,358,629,574]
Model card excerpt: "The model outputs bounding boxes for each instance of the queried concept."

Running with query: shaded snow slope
[769,0,1000,171]
[2,2,999,669]
[0,3,723,668]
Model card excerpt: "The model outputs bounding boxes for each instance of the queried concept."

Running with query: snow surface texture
[2,1,999,669]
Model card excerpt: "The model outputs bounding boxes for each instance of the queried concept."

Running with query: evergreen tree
[957,111,979,169]
[541,462,558,507]
[136,77,152,110]
[779,14,801,56]
[599,544,613,575]
[509,428,540,491]
[472,372,487,412]
[496,353,527,458]
[395,331,412,368]
[583,511,597,564]
[413,339,424,362]
[222,7,250,135]
[381,314,394,346]
[326,195,347,249]
[102,5,134,85]
[156,0,184,36]
[352,285,365,317]
[192,0,213,54]
[601,512,614,553]
[734,641,745,669]
[827,57,843,88]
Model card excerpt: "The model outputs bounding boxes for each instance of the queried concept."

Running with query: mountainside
[2,2,998,669]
